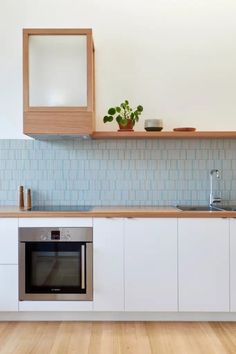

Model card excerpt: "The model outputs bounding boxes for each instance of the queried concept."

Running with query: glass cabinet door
[29,35,87,107]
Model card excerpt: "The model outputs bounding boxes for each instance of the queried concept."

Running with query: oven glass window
[31,251,80,287]
[25,242,86,294]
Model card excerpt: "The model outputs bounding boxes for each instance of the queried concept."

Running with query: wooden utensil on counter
[19,186,24,210]
[26,189,32,210]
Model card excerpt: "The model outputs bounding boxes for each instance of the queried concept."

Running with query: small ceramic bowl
[144,119,163,131]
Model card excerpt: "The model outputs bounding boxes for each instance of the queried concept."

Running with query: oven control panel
[51,230,60,240]
[19,227,92,243]
[40,229,72,241]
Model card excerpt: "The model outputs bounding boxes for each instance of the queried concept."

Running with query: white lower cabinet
[93,218,124,311]
[230,219,236,312]
[124,218,178,311]
[178,218,229,312]
[0,265,18,311]
[0,218,18,264]
[0,218,18,312]
[0,216,233,315]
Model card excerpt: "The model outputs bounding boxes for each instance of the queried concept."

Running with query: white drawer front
[19,218,92,228]
[19,301,93,312]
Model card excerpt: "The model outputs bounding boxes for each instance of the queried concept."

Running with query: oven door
[19,241,93,301]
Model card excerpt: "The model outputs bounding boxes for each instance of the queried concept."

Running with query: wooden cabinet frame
[23,28,95,137]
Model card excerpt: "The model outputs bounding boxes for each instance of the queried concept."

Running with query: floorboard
[0,322,235,354]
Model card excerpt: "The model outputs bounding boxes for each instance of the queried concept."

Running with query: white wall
[1,0,236,138]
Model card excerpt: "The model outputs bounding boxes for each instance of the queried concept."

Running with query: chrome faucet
[209,169,221,206]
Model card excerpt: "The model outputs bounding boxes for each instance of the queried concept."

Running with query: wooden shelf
[92,131,236,139]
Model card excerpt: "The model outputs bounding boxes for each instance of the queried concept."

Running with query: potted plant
[103,100,143,131]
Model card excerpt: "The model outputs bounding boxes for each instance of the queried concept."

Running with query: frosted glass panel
[29,35,87,107]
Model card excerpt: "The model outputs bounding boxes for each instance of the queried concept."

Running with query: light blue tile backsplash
[0,138,236,206]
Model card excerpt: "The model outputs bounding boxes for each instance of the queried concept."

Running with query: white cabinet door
[179,218,229,312]
[230,219,236,312]
[93,218,124,311]
[0,265,18,311]
[0,218,18,264]
[124,218,178,312]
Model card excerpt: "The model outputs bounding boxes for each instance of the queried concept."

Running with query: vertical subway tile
[0,138,235,206]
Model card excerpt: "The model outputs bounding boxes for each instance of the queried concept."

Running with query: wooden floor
[0,322,236,354]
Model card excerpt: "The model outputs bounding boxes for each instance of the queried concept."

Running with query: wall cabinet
[178,218,229,312]
[93,218,124,311]
[230,219,236,312]
[124,218,178,311]
[23,29,95,138]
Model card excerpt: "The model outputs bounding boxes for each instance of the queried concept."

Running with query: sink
[176,205,223,211]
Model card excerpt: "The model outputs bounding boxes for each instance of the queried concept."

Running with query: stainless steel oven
[19,227,93,301]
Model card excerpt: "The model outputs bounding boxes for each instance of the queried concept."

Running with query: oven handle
[81,244,86,289]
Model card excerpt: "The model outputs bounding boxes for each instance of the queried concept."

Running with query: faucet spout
[209,169,221,206]
[210,169,220,178]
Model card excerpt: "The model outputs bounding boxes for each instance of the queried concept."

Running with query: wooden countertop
[0,206,235,218]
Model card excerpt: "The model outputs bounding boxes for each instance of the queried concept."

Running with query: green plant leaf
[137,105,143,112]
[116,115,122,124]
[116,107,121,113]
[124,100,129,105]
[103,115,114,123]
[108,107,116,115]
